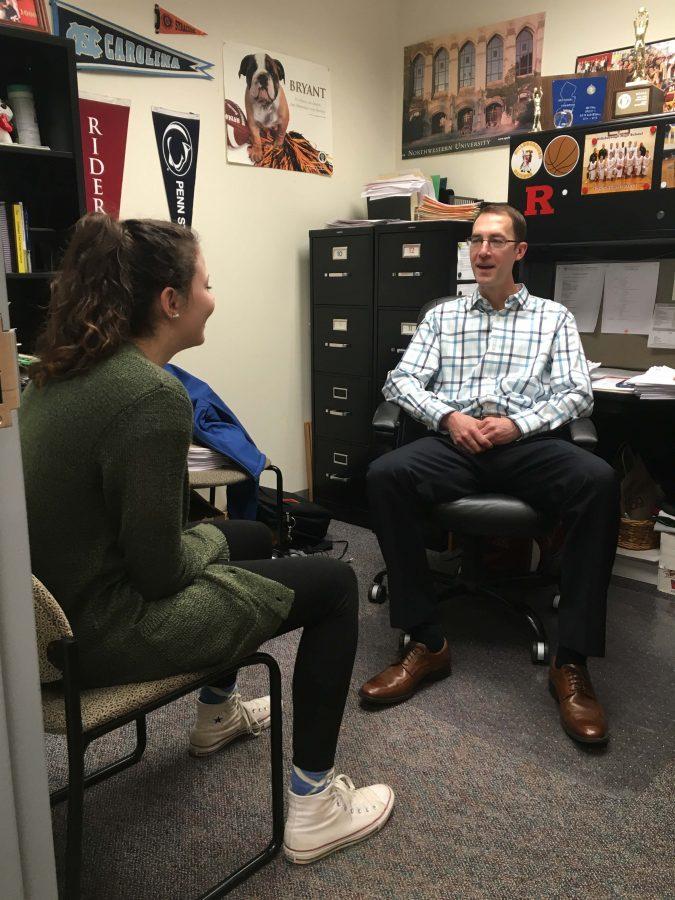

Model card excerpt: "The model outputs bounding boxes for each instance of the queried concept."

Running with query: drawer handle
[390,347,407,354]
[392,271,422,278]
[326,473,350,482]
[324,341,350,349]
[324,272,350,278]
[325,408,351,417]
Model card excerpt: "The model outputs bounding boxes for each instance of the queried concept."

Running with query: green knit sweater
[20,343,293,687]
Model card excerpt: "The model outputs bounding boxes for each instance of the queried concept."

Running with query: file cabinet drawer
[313,373,372,442]
[376,307,419,391]
[314,438,370,509]
[312,235,373,306]
[313,306,371,376]
[377,230,454,307]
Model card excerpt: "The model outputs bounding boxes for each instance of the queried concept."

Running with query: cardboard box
[366,194,418,221]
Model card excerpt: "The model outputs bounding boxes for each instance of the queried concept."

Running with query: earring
[172,313,180,319]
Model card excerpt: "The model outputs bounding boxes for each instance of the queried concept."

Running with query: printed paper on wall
[223,42,333,176]
[581,125,656,196]
[402,13,546,157]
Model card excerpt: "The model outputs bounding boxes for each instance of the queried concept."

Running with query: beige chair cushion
[188,457,272,489]
[32,576,73,684]
[41,669,214,735]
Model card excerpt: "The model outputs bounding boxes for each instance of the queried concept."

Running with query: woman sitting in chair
[20,214,394,864]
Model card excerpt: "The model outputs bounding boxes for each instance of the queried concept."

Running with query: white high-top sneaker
[283,774,395,864]
[188,692,270,757]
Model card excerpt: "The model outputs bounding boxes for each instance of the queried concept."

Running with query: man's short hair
[475,202,527,243]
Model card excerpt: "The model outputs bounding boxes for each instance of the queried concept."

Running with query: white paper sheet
[648,304,675,349]
[601,262,659,335]
[456,241,472,280]
[456,281,477,297]
[553,263,605,332]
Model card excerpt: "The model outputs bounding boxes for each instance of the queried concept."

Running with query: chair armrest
[372,401,402,435]
[569,417,598,451]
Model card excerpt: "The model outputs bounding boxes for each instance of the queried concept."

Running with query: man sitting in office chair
[360,202,620,745]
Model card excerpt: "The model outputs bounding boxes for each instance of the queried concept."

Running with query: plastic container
[7,84,42,147]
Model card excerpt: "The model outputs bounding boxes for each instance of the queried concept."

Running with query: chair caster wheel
[398,632,411,652]
[369,583,387,604]
[552,594,560,610]
[531,640,549,665]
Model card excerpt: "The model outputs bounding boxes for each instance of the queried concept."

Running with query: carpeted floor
[45,521,675,899]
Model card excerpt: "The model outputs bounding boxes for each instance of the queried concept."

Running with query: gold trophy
[614,6,664,116]
[532,87,543,132]
[627,7,650,86]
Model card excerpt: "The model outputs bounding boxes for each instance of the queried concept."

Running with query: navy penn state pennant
[51,1,213,79]
[152,107,200,227]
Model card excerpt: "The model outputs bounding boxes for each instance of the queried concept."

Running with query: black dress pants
[206,519,358,772]
[366,432,620,657]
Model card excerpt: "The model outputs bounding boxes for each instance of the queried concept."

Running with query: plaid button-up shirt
[383,285,593,437]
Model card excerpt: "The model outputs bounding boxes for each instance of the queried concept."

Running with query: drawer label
[400,322,416,335]
[332,318,348,331]
[333,452,348,466]
[332,246,348,261]
[402,243,421,258]
[332,386,348,400]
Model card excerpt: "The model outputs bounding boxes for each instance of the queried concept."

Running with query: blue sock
[290,764,334,796]
[199,681,237,704]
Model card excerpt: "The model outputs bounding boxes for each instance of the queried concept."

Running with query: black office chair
[369,297,598,665]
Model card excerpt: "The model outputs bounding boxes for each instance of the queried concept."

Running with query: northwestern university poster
[402,13,546,158]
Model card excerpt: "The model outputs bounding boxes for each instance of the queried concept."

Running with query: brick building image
[402,14,546,157]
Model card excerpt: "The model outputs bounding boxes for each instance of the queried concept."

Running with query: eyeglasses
[469,236,519,249]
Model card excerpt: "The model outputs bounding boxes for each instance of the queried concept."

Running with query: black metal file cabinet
[310,220,472,524]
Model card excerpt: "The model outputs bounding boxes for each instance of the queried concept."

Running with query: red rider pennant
[154,5,207,35]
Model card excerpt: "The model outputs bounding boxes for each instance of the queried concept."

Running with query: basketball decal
[544,135,580,177]
[511,141,543,179]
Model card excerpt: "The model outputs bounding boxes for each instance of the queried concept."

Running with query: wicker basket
[618,518,659,551]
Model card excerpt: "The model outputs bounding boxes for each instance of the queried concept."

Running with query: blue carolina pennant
[51,1,214,79]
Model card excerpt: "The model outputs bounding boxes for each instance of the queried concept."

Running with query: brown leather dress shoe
[548,659,608,744]
[359,640,452,706]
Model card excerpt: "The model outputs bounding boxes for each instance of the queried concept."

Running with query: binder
[11,202,28,273]
[0,202,14,273]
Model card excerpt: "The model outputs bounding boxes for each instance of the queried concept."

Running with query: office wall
[395,0,675,201]
[76,0,398,491]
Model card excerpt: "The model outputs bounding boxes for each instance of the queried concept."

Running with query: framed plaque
[614,85,665,118]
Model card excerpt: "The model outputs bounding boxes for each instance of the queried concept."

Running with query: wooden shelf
[6,272,55,280]
[0,145,73,160]
[616,546,660,563]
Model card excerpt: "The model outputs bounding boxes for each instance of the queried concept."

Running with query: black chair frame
[48,640,284,899]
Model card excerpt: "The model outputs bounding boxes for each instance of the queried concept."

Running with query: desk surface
[591,367,638,396]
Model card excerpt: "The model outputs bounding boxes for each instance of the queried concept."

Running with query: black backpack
[256,487,331,551]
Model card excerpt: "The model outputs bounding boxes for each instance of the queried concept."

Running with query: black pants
[206,519,358,771]
[366,432,620,657]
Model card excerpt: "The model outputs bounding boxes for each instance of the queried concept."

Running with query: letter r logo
[524,184,554,216]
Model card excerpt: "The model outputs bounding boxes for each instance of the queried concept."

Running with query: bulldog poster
[402,13,546,157]
[223,42,333,176]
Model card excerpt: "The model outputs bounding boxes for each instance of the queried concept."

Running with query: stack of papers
[188,444,229,472]
[655,509,675,534]
[625,366,675,399]
[325,218,403,227]
[361,170,434,200]
[417,196,480,221]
